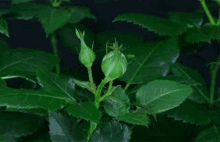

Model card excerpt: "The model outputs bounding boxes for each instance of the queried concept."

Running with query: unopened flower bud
[75,29,96,68]
[101,40,127,80]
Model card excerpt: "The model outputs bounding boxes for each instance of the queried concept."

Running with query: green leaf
[194,126,220,142]
[0,111,45,138]
[136,80,193,114]
[0,78,7,88]
[95,30,145,60]
[0,17,9,37]
[127,76,200,96]
[214,99,220,109]
[90,121,132,142]
[171,62,209,103]
[5,107,48,116]
[36,69,76,103]
[9,3,49,20]
[38,7,72,37]
[11,0,34,4]
[67,6,96,23]
[0,48,59,81]
[66,101,101,123]
[49,112,87,142]
[184,25,220,43]
[165,99,211,125]
[211,107,220,125]
[117,112,150,127]
[119,37,180,84]
[113,13,188,36]
[104,87,130,118]
[0,88,67,111]
[168,11,203,28]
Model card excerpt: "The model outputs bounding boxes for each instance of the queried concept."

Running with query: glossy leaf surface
[136,80,193,114]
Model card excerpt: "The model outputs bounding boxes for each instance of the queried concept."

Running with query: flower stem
[199,0,219,106]
[87,66,96,93]
[87,122,98,142]
[100,80,115,102]
[124,82,130,92]
[199,0,216,25]
[50,33,60,74]
[210,56,220,106]
[87,77,110,141]
[107,80,113,94]
[94,77,110,108]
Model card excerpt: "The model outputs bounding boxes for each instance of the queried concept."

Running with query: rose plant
[0,0,220,141]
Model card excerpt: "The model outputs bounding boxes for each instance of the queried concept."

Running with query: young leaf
[0,88,68,111]
[36,69,76,103]
[38,7,72,37]
[194,126,220,142]
[116,112,150,127]
[119,37,180,84]
[168,11,203,28]
[113,13,188,36]
[0,78,7,88]
[171,62,209,103]
[136,80,193,114]
[9,3,49,20]
[165,99,211,125]
[67,6,96,23]
[103,87,130,118]
[90,121,132,142]
[49,112,87,142]
[0,18,9,37]
[0,48,59,81]
[0,111,45,138]
[184,25,220,43]
[66,101,101,123]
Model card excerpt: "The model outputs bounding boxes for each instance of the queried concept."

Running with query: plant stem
[94,77,110,108]
[87,122,97,142]
[87,66,96,93]
[124,82,130,92]
[100,80,114,102]
[50,33,60,74]
[87,77,110,141]
[107,80,113,94]
[210,56,220,106]
[214,125,220,140]
[199,0,216,25]
[200,0,219,106]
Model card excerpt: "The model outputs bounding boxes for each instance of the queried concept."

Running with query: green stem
[124,82,130,92]
[100,80,114,102]
[87,122,98,142]
[50,33,60,74]
[107,80,113,94]
[214,125,220,141]
[87,66,96,93]
[94,77,110,108]
[210,56,220,106]
[87,77,110,141]
[200,0,216,25]
[199,0,219,106]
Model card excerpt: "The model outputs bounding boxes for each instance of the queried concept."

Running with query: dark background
[1,0,219,89]
[0,0,219,141]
